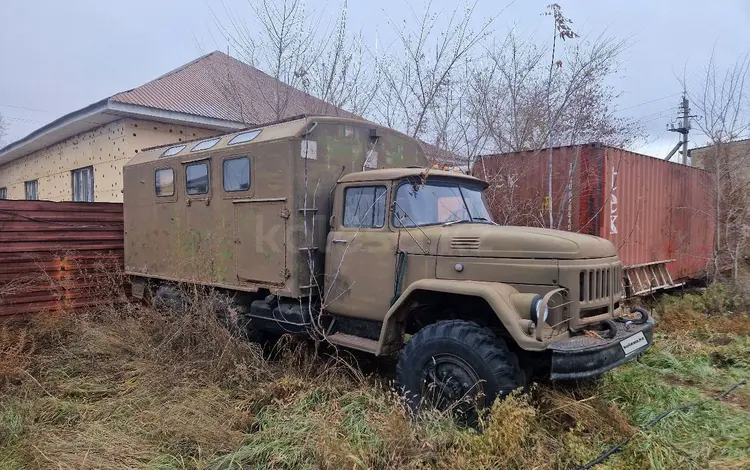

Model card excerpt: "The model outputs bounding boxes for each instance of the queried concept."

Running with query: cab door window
[343,186,386,228]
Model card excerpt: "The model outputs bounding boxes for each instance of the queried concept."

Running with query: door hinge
[280,208,291,219]
[281,268,291,279]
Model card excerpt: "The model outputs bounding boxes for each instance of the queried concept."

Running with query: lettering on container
[610,166,618,234]
[567,163,574,231]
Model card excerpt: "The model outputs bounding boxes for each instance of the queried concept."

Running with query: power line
[631,106,676,126]
[619,93,681,112]
[0,103,55,114]
[3,115,46,124]
[638,113,674,125]
[642,106,675,117]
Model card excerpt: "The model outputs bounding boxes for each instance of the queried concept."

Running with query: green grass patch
[599,363,750,469]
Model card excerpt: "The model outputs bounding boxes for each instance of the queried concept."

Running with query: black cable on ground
[575,379,747,470]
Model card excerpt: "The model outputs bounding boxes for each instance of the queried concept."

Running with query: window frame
[71,166,94,202]
[24,180,38,201]
[222,156,251,193]
[0,187,6,200]
[185,160,210,196]
[154,168,176,198]
[342,185,388,229]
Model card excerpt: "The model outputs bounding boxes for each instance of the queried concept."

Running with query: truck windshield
[392,180,494,227]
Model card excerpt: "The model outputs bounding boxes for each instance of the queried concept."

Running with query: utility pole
[665,93,696,164]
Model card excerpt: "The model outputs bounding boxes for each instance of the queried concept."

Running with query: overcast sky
[1,0,748,156]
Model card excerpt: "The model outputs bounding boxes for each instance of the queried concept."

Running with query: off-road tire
[246,324,282,359]
[151,285,186,312]
[396,320,524,414]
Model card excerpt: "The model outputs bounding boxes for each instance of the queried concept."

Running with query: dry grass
[0,303,261,468]
[0,278,749,469]
[653,283,750,336]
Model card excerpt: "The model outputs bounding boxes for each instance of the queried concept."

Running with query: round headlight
[530,295,549,324]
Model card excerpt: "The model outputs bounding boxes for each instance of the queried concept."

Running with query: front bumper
[549,322,653,380]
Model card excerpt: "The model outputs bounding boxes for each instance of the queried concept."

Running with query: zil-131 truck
[123,116,652,413]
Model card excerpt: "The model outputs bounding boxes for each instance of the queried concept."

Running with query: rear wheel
[151,285,186,312]
[396,320,524,421]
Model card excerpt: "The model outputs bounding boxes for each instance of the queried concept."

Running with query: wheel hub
[423,354,483,411]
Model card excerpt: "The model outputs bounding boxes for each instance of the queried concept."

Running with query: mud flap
[130,276,146,300]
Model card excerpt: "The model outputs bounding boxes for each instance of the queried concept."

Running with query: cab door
[324,183,396,321]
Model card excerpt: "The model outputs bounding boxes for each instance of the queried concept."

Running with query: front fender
[376,279,547,354]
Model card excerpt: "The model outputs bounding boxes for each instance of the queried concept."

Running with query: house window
[186,161,209,195]
[155,168,175,197]
[228,130,261,145]
[0,187,6,200]
[25,180,38,200]
[223,157,250,192]
[72,166,94,202]
[343,186,387,228]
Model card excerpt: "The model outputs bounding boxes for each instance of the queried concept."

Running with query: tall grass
[0,274,748,469]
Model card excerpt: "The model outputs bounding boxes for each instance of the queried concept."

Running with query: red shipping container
[475,143,714,284]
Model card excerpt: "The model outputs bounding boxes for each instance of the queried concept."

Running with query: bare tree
[212,0,374,123]
[471,32,636,155]
[374,1,494,147]
[219,0,317,121]
[306,2,378,117]
[467,27,638,229]
[687,51,750,280]
[0,113,7,146]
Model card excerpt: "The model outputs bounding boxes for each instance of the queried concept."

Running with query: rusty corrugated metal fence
[0,200,124,317]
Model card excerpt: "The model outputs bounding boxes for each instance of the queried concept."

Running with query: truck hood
[436,224,616,259]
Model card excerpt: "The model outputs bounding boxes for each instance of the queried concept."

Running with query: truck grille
[450,236,480,250]
[579,265,622,302]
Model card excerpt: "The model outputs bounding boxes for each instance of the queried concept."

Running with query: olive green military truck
[123,116,652,412]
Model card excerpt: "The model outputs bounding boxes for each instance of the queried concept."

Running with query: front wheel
[396,320,524,421]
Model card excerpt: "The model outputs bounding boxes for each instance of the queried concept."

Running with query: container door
[234,200,288,285]
[183,159,215,280]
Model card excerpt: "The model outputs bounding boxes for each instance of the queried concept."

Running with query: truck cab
[123,116,652,416]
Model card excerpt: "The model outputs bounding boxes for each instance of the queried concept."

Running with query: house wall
[691,139,750,172]
[690,139,750,261]
[0,118,219,202]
